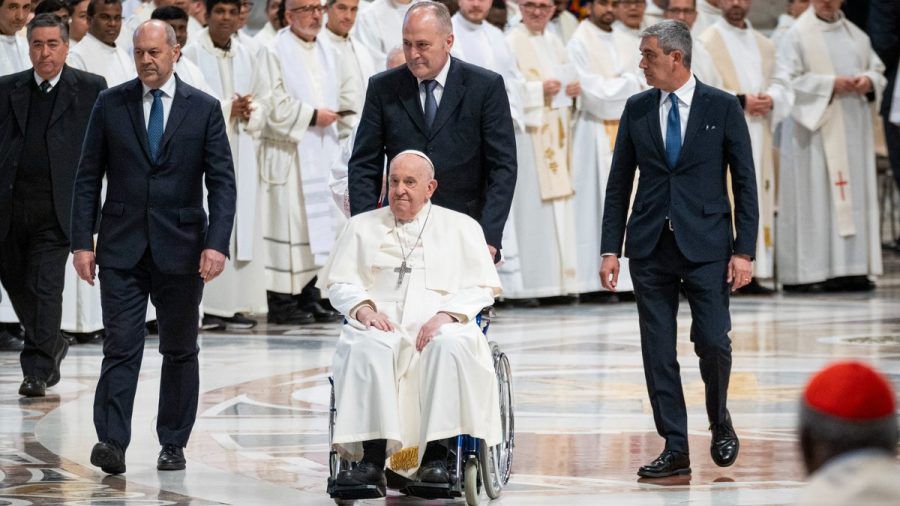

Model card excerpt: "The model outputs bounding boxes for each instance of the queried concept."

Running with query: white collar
[1,32,23,42]
[416,56,451,89]
[33,69,63,88]
[660,74,696,107]
[453,13,483,32]
[325,26,350,43]
[141,72,177,97]
[585,19,613,37]
[716,16,755,33]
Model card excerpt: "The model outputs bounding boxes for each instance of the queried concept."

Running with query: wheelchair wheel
[464,456,480,506]
[328,379,351,480]
[488,342,514,489]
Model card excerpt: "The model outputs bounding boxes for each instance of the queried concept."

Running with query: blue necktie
[148,89,164,163]
[665,93,681,169]
[422,79,438,128]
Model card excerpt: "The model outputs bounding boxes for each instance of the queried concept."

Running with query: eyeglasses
[289,4,326,14]
[665,7,696,15]
[521,2,554,12]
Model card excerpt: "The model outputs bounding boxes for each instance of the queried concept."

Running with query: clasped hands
[833,75,873,96]
[543,79,581,102]
[356,306,456,352]
[73,248,226,285]
[230,93,255,122]
[744,93,773,117]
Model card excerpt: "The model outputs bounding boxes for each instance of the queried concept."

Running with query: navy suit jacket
[347,57,517,250]
[600,79,758,263]
[70,75,236,275]
[0,65,107,242]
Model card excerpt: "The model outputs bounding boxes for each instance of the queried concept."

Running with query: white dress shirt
[33,70,62,91]
[659,74,695,149]
[416,56,451,112]
[141,73,177,130]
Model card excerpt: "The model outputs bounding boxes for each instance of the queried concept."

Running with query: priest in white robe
[323,0,376,140]
[773,4,886,289]
[353,0,418,69]
[0,0,30,76]
[568,0,643,295]
[699,2,789,290]
[770,0,808,51]
[323,151,501,494]
[611,0,645,74]
[505,0,580,300]
[662,0,723,89]
[68,0,137,86]
[253,0,282,46]
[691,0,719,37]
[546,0,577,44]
[182,2,270,328]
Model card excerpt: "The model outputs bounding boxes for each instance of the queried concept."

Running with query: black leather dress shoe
[637,450,691,478]
[19,376,47,397]
[0,330,24,351]
[46,339,70,387]
[710,420,740,467]
[268,308,315,325]
[91,441,126,475]
[300,302,342,323]
[417,460,450,484]
[335,461,387,488]
[157,444,186,471]
[75,330,104,345]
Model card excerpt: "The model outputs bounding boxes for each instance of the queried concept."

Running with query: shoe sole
[637,467,691,478]
[224,322,257,330]
[157,462,186,471]
[91,446,125,475]
[18,386,45,397]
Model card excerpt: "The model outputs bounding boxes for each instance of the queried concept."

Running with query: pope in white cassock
[773,0,886,288]
[322,151,501,495]
[567,0,643,294]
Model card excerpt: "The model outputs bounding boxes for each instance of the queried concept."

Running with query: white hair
[391,149,435,178]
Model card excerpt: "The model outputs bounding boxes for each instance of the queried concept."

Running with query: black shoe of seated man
[19,376,47,397]
[0,329,24,351]
[201,314,227,331]
[637,450,691,478]
[226,313,258,329]
[300,301,342,323]
[91,441,126,475]
[417,459,450,484]
[46,339,70,387]
[710,418,740,467]
[157,444,186,471]
[335,460,387,489]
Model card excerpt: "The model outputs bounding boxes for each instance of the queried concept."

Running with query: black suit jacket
[869,0,898,117]
[70,75,236,275]
[600,79,758,263]
[0,65,107,242]
[347,57,517,249]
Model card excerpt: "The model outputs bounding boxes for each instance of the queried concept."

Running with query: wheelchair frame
[327,307,515,505]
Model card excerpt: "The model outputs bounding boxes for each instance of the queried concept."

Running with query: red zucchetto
[803,361,896,420]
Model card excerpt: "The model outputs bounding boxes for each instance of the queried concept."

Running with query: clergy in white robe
[182,22,270,320]
[68,0,137,87]
[505,1,580,298]
[323,0,377,140]
[567,4,643,294]
[254,0,282,46]
[322,151,501,487]
[700,13,789,283]
[353,0,417,69]
[690,0,719,37]
[770,0,808,51]
[611,0,645,34]
[643,0,664,25]
[0,0,29,76]
[773,7,886,286]
[546,0,577,44]
[661,0,722,89]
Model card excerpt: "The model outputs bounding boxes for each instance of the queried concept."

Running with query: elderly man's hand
[199,248,226,283]
[727,254,753,292]
[357,306,395,332]
[416,312,455,352]
[73,250,97,286]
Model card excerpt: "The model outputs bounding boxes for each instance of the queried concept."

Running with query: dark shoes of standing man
[638,414,740,478]
[18,338,69,397]
[90,441,187,475]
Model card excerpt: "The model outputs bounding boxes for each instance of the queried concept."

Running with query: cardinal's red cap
[803,361,896,420]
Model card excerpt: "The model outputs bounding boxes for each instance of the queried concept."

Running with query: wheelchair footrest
[327,478,386,500]
[402,481,461,500]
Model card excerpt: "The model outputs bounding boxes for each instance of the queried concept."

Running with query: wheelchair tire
[490,341,515,487]
[479,439,502,499]
[464,456,480,506]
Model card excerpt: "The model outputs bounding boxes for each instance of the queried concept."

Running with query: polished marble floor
[2,254,900,505]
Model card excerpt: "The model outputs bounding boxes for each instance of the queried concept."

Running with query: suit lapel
[399,70,429,137]
[158,75,191,157]
[646,89,666,164]
[10,73,31,135]
[676,81,710,169]
[125,78,153,162]
[428,58,466,139]
[48,66,76,129]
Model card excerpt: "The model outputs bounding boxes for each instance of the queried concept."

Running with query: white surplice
[322,27,376,140]
[0,33,29,76]
[547,9,578,45]
[353,0,418,69]
[182,29,269,316]
[320,204,501,473]
[67,33,136,87]
[692,0,721,38]
[505,24,578,297]
[773,9,886,284]
[700,18,789,281]
[253,21,279,47]
[568,20,644,293]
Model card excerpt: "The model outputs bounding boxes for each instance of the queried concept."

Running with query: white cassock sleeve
[567,37,641,120]
[438,286,496,324]
[774,31,834,131]
[328,282,374,324]
[258,47,316,142]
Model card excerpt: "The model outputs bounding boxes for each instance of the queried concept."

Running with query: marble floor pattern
[2,255,900,505]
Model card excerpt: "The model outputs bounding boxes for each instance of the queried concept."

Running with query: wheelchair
[327,307,515,505]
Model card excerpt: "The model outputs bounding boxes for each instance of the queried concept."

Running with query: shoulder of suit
[452,57,502,83]
[0,70,26,88]
[64,66,106,87]
[626,87,657,107]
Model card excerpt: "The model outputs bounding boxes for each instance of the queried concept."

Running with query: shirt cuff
[349,300,376,321]
[601,252,618,257]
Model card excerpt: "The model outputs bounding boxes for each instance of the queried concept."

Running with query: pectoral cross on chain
[394,261,412,288]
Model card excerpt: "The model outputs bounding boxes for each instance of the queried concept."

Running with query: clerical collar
[33,69,63,89]
[814,11,842,24]
[587,20,613,35]
[415,56,451,91]
[204,29,233,56]
[289,27,317,48]
[325,26,350,42]
[612,20,641,35]
[87,32,117,49]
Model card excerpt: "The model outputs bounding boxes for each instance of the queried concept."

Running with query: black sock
[361,439,387,468]
[422,440,448,464]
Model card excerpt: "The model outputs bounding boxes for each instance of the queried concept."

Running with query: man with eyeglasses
[505,0,580,300]
[355,0,419,70]
[567,0,643,297]
[611,0,645,76]
[699,0,789,294]
[663,0,721,89]
[323,0,376,137]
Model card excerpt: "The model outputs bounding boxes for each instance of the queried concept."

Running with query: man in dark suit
[70,20,235,474]
[348,0,516,260]
[599,20,758,478]
[0,14,107,397]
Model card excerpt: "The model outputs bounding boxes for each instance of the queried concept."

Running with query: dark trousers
[884,112,900,191]
[95,249,203,450]
[0,197,68,380]
[629,226,733,453]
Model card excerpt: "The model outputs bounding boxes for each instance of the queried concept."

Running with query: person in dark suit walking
[599,20,758,478]
[70,20,236,475]
[348,0,516,260]
[0,14,107,397]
